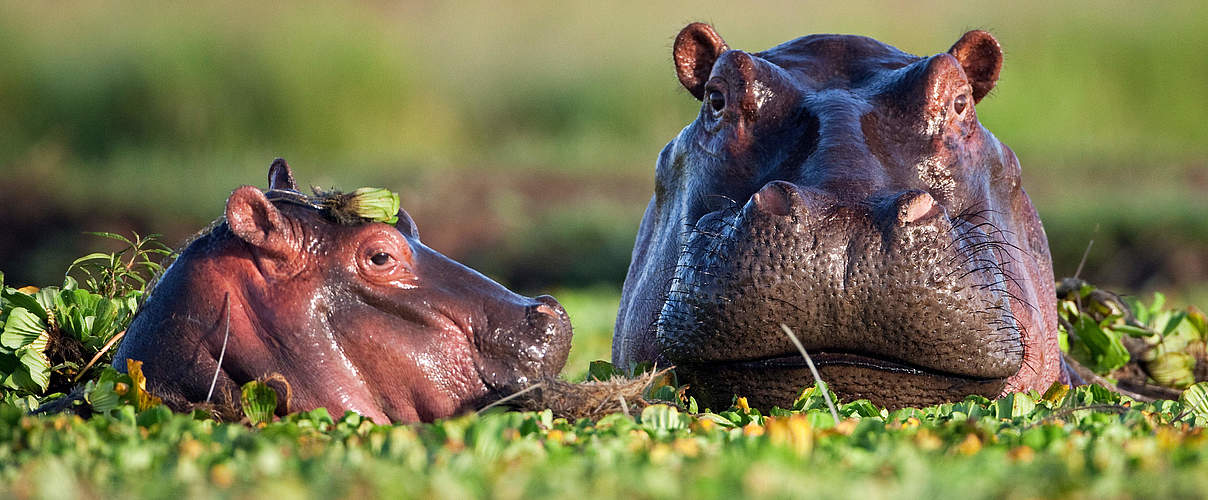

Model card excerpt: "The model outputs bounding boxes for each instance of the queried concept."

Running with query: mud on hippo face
[614,24,1059,409]
[114,159,572,423]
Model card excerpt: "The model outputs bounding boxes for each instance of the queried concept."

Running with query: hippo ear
[226,186,296,258]
[267,157,298,191]
[674,22,729,100]
[394,208,419,238]
[948,30,1002,103]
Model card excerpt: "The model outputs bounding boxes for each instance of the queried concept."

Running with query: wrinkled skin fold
[614,24,1060,410]
[115,160,572,423]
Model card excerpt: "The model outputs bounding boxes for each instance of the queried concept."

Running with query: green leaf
[1069,314,1131,373]
[1122,295,1150,325]
[16,346,50,392]
[995,392,1037,418]
[1188,306,1207,338]
[587,360,618,382]
[86,380,122,414]
[1148,351,1196,389]
[1,307,49,350]
[68,252,117,270]
[640,404,687,432]
[1110,324,1156,338]
[347,187,401,224]
[241,380,279,425]
[839,399,882,418]
[1,290,48,324]
[1179,382,1208,421]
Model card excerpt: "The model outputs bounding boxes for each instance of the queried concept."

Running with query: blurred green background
[1,1,1205,375]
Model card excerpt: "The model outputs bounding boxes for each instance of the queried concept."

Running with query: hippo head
[614,24,1059,409]
[114,159,572,423]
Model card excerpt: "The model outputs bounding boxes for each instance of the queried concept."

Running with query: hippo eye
[707,89,726,114]
[370,252,391,266]
[953,93,969,116]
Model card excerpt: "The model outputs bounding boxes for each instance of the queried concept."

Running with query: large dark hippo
[614,24,1060,409]
[114,159,572,423]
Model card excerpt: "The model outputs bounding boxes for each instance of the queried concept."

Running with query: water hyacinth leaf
[1186,306,1207,337]
[348,187,400,224]
[16,346,50,391]
[1070,314,1130,373]
[839,399,882,418]
[1179,382,1208,421]
[86,380,122,414]
[641,404,687,432]
[0,354,33,391]
[1148,351,1196,388]
[241,380,279,425]
[1,290,47,324]
[1042,382,1070,404]
[126,359,162,411]
[587,360,618,381]
[34,287,62,318]
[648,384,677,402]
[996,392,1037,418]
[1,307,47,350]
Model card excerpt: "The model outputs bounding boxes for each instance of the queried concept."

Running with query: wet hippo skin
[614,23,1060,410]
[114,159,573,423]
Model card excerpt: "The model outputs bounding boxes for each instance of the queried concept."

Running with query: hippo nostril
[751,181,796,217]
[896,190,941,225]
[534,304,558,319]
[529,295,571,327]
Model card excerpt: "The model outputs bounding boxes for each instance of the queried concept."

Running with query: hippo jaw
[655,185,1031,409]
[614,24,1060,410]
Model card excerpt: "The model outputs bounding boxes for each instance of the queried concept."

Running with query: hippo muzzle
[660,184,1026,408]
[615,24,1059,410]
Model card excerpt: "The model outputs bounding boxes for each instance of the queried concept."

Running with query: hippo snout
[477,294,573,392]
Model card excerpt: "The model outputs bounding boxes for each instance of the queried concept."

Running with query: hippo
[113,159,572,423]
[614,24,1062,410]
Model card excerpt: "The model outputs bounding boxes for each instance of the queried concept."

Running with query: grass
[3,379,1208,498]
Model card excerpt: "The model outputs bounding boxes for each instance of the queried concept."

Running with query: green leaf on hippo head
[241,380,279,426]
[347,187,400,225]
